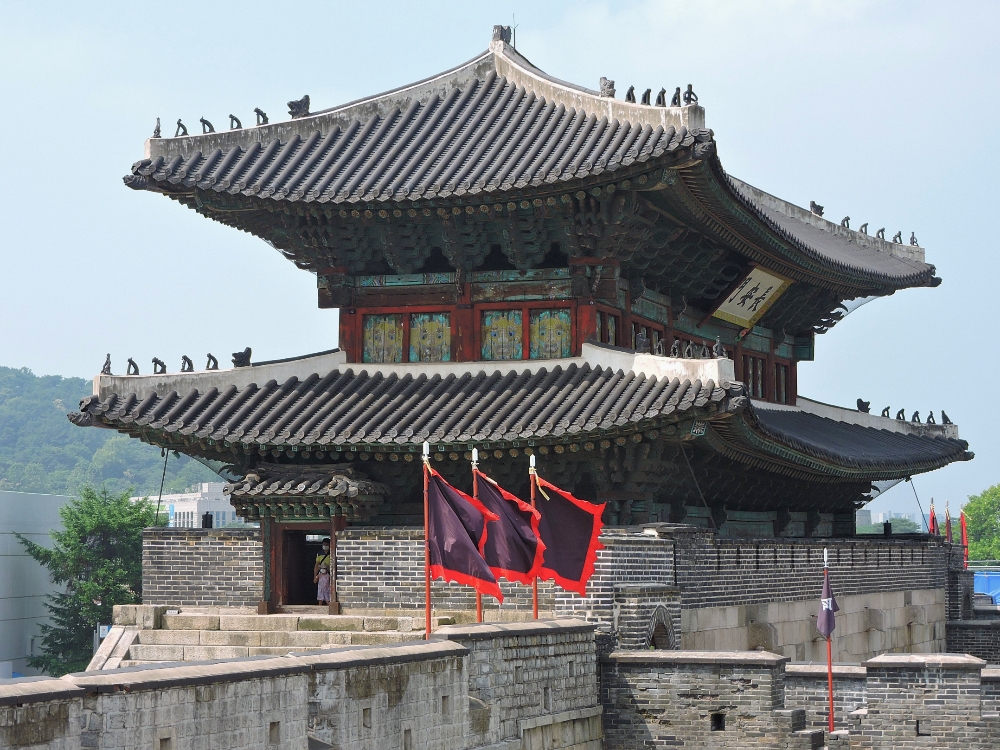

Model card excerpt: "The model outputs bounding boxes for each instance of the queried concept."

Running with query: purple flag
[426,468,503,603]
[817,571,839,638]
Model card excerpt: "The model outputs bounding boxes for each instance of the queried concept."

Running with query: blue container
[974,571,1000,603]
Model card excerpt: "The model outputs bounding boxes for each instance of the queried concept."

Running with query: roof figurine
[625,85,636,102]
[641,88,652,105]
[126,358,139,375]
[683,84,698,105]
[199,117,214,134]
[910,232,919,246]
[892,231,902,243]
[841,216,850,228]
[174,119,187,137]
[857,399,870,413]
[287,95,310,119]
[232,347,252,368]
[670,87,682,106]
[152,357,166,374]
[254,107,268,125]
[101,354,112,376]
[810,201,825,216]
[206,353,219,371]
[859,223,868,234]
[599,77,615,97]
[655,88,667,106]
[180,355,194,373]
[152,118,160,139]
[229,114,241,130]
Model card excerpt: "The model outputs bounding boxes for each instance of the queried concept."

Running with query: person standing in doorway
[314,538,331,606]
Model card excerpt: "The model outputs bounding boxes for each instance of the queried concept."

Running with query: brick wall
[600,651,816,749]
[600,650,1000,749]
[854,654,998,748]
[142,528,262,607]
[784,664,867,730]
[336,528,557,613]
[435,620,601,748]
[0,622,602,750]
[946,621,1000,663]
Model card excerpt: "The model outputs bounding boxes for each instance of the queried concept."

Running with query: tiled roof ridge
[717,167,937,289]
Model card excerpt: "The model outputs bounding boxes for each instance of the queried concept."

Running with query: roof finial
[492,24,512,44]
[287,95,310,119]
[599,77,616,98]
[152,118,161,139]
[229,114,242,130]
[199,117,215,134]
[254,108,268,126]
[232,347,252,368]
[175,119,188,137]
[683,84,698,105]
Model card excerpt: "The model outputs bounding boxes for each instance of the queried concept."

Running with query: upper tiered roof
[122,26,938,337]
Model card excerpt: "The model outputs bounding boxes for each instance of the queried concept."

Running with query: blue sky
[1,1,996,514]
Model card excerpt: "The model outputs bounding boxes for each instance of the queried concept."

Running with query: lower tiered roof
[68,345,971,499]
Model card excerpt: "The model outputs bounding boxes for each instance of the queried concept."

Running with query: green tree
[0,365,218,495]
[964,483,1000,560]
[16,486,156,675]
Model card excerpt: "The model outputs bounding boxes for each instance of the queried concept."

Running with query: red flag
[474,469,545,585]
[945,503,953,543]
[534,475,605,596]
[929,504,938,535]
[426,468,503,603]
[961,511,969,569]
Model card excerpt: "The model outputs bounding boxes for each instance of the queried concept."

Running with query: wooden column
[329,516,345,615]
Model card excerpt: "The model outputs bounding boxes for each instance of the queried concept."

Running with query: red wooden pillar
[577,301,596,355]
[329,516,345,615]
[339,308,360,362]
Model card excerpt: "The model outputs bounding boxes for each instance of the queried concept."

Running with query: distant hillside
[0,366,218,497]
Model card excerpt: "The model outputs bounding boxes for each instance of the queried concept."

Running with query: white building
[134,483,241,528]
[0,491,71,677]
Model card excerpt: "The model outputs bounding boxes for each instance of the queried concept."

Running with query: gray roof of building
[69,356,970,481]
[127,68,700,205]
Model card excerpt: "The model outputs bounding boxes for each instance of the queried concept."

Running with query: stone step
[126,630,422,663]
[160,613,414,633]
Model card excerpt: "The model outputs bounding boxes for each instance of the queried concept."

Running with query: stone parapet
[0,622,603,750]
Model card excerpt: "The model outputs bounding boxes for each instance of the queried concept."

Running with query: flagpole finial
[423,441,430,464]
[529,454,536,470]
[824,547,829,568]
[472,447,478,468]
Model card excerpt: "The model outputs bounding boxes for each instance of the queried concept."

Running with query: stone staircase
[89,607,425,670]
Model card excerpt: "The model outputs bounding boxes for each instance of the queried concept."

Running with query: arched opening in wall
[651,622,673,649]
[647,605,676,650]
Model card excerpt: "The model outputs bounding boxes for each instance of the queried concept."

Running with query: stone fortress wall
[142,525,977,663]
[4,620,1000,750]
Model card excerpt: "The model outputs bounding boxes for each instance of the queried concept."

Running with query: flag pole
[423,442,431,640]
[472,448,483,623]
[824,547,834,734]
[529,454,538,620]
